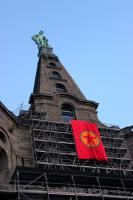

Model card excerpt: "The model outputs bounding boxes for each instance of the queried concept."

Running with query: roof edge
[0,101,18,124]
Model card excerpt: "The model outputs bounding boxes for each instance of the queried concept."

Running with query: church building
[0,31,133,200]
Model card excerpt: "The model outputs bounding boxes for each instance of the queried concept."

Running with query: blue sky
[0,0,133,128]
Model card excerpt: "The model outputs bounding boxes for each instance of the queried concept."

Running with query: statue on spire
[32,31,49,49]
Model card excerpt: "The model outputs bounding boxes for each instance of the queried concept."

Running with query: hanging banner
[71,120,108,161]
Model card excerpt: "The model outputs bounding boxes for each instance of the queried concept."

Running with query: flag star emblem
[80,131,100,148]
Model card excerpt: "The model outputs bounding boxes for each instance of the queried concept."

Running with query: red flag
[71,120,108,161]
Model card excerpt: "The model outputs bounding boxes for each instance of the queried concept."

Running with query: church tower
[0,31,133,200]
[29,44,99,124]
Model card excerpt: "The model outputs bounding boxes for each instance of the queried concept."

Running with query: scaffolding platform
[11,166,133,200]
[11,110,133,200]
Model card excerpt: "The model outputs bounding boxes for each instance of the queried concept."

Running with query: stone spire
[30,32,99,123]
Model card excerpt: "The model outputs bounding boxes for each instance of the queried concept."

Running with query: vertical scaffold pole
[45,173,50,200]
[71,175,78,200]
[97,177,104,200]
[121,178,128,199]
[16,169,20,200]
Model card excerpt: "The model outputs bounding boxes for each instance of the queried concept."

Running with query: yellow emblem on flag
[80,131,100,148]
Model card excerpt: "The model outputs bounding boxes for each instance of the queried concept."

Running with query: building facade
[0,38,133,200]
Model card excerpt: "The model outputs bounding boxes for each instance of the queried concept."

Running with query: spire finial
[32,30,49,49]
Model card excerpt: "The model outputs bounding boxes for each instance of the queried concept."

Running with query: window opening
[56,83,67,93]
[0,131,6,143]
[48,62,57,67]
[52,71,61,79]
[61,104,76,122]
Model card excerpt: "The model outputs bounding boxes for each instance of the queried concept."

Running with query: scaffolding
[12,167,133,200]
[30,117,133,175]
[11,99,133,200]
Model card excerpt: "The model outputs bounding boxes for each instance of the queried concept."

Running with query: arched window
[61,104,76,122]
[0,131,6,144]
[48,62,57,67]
[52,71,61,79]
[0,147,8,170]
[56,83,67,93]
